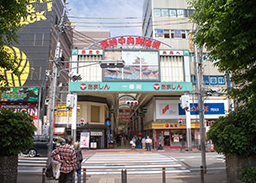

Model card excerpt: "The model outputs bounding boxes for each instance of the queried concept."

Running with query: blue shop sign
[190,103,225,115]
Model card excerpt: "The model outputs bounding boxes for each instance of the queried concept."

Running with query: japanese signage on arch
[100,36,161,49]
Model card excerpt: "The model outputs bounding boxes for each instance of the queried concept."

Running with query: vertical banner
[80,132,90,148]
[107,127,110,143]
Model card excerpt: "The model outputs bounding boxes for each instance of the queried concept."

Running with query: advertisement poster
[1,88,38,101]
[173,136,179,142]
[80,132,90,148]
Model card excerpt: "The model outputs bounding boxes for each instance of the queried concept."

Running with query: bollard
[42,168,46,183]
[200,165,204,183]
[121,169,124,183]
[83,168,86,183]
[124,169,127,183]
[162,167,166,183]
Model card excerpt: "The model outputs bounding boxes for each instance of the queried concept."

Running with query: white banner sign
[80,132,90,148]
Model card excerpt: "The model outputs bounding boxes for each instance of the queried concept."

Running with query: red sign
[153,84,183,91]
[162,105,169,114]
[0,102,38,119]
[80,83,110,90]
[100,36,161,49]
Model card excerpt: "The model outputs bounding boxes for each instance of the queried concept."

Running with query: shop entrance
[157,129,195,149]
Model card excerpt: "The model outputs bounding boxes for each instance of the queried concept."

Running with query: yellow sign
[20,1,52,25]
[55,104,81,116]
[0,46,30,87]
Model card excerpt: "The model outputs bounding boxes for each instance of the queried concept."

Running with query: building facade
[141,0,230,149]
[0,0,72,135]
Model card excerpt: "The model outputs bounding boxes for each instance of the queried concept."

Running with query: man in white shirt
[145,136,152,151]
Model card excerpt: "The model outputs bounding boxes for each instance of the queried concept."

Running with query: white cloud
[67,0,144,36]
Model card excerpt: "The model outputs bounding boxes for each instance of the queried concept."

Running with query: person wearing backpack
[72,142,83,183]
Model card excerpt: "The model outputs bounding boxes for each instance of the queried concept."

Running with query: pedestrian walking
[145,136,152,151]
[51,135,76,183]
[130,137,136,150]
[51,143,61,180]
[72,142,83,183]
[141,137,146,149]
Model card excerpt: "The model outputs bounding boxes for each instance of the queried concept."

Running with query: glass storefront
[156,129,195,148]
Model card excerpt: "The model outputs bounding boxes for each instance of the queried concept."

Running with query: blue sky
[67,0,144,37]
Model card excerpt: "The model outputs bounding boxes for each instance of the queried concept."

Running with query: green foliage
[240,166,256,183]
[207,98,256,157]
[0,108,36,156]
[0,0,30,87]
[189,0,256,105]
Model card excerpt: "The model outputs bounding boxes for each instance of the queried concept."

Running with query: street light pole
[47,1,67,166]
[195,45,207,173]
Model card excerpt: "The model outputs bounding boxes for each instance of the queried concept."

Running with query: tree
[189,1,256,182]
[0,108,36,182]
[0,0,29,87]
[0,108,36,156]
[189,0,256,104]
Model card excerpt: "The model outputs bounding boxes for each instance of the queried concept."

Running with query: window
[174,30,182,38]
[218,76,225,85]
[191,75,196,85]
[210,76,218,85]
[155,30,163,38]
[169,9,176,17]
[170,30,175,38]
[154,9,161,17]
[182,30,186,38]
[186,30,190,39]
[91,106,100,122]
[177,10,184,17]
[164,30,170,38]
[203,76,209,85]
[161,9,168,16]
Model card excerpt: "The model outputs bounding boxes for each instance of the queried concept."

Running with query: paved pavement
[17,147,227,183]
[18,172,227,183]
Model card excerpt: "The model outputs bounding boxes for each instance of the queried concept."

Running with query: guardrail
[42,166,205,183]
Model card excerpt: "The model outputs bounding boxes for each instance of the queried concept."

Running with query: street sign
[106,120,111,126]
[119,109,134,113]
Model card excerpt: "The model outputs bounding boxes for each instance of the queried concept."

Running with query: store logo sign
[154,84,160,90]
[80,83,87,90]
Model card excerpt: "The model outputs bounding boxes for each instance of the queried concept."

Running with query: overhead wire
[65,16,191,28]
[65,21,192,28]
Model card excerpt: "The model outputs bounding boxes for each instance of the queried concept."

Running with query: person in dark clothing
[72,142,83,183]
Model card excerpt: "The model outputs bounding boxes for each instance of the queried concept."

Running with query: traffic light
[110,108,115,113]
[126,100,138,105]
[80,118,85,126]
[180,95,189,109]
[100,60,125,68]
[178,118,182,125]
[68,72,82,81]
[143,107,147,113]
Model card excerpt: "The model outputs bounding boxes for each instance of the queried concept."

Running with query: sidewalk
[18,171,227,183]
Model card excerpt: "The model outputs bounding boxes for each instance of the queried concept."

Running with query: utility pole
[47,1,67,166]
[195,45,207,173]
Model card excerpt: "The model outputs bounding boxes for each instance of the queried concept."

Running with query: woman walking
[72,142,83,183]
